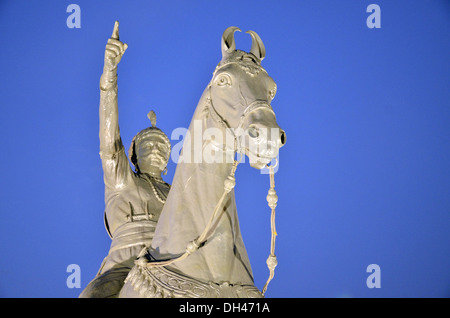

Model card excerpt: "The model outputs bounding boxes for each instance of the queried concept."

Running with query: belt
[108,220,157,254]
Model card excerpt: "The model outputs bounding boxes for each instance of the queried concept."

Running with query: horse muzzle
[242,125,286,169]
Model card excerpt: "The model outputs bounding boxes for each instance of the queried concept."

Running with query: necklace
[141,174,169,204]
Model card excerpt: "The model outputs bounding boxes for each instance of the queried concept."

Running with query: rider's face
[136,136,170,173]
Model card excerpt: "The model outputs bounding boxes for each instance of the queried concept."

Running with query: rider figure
[79,21,171,298]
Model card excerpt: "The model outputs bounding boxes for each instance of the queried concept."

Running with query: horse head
[208,26,286,169]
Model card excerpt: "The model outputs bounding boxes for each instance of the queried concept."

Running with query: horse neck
[150,88,255,285]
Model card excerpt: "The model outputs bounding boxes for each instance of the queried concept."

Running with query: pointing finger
[111,21,119,40]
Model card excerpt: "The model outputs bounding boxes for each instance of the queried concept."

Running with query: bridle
[206,84,276,155]
[138,78,280,296]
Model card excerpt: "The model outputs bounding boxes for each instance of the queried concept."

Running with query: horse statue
[118,26,286,298]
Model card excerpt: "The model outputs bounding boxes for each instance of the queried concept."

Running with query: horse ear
[246,30,266,62]
[222,26,241,60]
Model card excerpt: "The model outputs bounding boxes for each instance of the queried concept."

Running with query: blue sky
[0,0,449,298]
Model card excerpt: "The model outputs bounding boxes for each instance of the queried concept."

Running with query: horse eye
[216,74,231,87]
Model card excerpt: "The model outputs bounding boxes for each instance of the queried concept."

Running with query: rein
[139,88,279,296]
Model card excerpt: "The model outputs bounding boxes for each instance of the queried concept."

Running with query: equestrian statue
[83,21,286,298]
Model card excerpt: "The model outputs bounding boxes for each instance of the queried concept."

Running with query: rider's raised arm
[98,21,133,190]
[99,21,128,156]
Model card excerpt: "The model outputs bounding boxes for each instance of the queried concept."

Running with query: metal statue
[82,22,285,298]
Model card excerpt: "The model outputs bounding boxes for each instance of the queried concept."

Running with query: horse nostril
[279,130,286,146]
[248,126,259,138]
